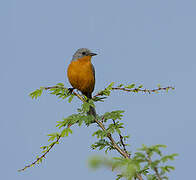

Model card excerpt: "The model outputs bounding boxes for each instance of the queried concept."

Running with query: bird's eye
[82,52,86,55]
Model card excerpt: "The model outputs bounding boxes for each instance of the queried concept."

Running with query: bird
[67,48,97,117]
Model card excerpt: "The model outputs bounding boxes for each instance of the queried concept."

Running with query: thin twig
[96,117,129,159]
[95,118,143,180]
[112,120,130,157]
[44,86,61,90]
[111,86,174,93]
[18,135,61,172]
[44,86,85,102]
[119,134,130,157]
[94,86,174,97]
[147,154,162,180]
[43,85,174,99]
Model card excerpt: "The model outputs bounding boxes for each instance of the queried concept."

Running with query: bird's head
[72,48,97,61]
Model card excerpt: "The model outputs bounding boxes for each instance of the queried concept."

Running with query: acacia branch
[94,117,143,180]
[43,85,144,179]
[44,86,84,102]
[19,86,88,172]
[111,86,174,93]
[147,154,162,180]
[96,117,130,159]
[27,84,167,179]
[43,85,174,100]
[112,120,130,157]
[119,134,130,157]
[18,135,61,172]
[94,86,174,97]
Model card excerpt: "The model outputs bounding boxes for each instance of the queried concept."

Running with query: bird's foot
[68,88,75,95]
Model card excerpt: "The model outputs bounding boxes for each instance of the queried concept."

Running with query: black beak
[89,52,97,56]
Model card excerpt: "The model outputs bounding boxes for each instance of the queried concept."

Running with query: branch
[147,154,162,180]
[94,117,143,180]
[112,86,174,93]
[42,85,174,101]
[112,120,130,157]
[96,117,129,159]
[44,86,85,102]
[18,135,61,172]
[27,84,172,179]
[94,86,174,97]
[43,85,144,179]
[119,134,130,157]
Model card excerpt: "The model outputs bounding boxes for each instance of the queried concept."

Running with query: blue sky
[1,0,196,179]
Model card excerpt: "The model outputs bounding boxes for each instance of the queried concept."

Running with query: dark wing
[91,64,95,80]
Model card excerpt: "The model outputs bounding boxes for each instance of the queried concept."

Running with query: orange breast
[67,56,95,94]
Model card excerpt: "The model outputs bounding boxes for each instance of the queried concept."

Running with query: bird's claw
[68,88,75,95]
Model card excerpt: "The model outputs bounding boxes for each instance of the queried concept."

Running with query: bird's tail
[87,105,96,117]
[85,92,96,117]
[67,92,96,128]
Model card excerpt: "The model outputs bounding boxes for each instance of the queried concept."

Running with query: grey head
[72,48,97,61]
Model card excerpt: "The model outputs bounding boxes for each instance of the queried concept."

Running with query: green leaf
[103,110,124,122]
[133,152,146,162]
[68,94,74,103]
[56,83,64,86]
[116,174,123,180]
[67,128,73,136]
[155,144,167,148]
[92,96,107,102]
[125,84,135,89]
[116,128,121,134]
[161,153,178,163]
[138,144,148,151]
[88,156,103,169]
[93,140,112,151]
[92,130,107,139]
[40,146,47,150]
[61,129,66,137]
[107,82,115,89]
[47,133,59,141]
[96,82,115,97]
[147,174,157,180]
[82,102,90,113]
[150,160,160,169]
[160,165,175,173]
[29,88,43,99]
[78,118,83,126]
[117,84,124,88]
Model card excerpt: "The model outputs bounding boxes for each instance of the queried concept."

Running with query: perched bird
[67,48,97,116]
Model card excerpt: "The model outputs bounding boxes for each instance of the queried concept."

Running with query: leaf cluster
[132,144,178,180]
[20,82,176,180]
[95,83,174,99]
[89,144,178,180]
[91,110,129,154]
